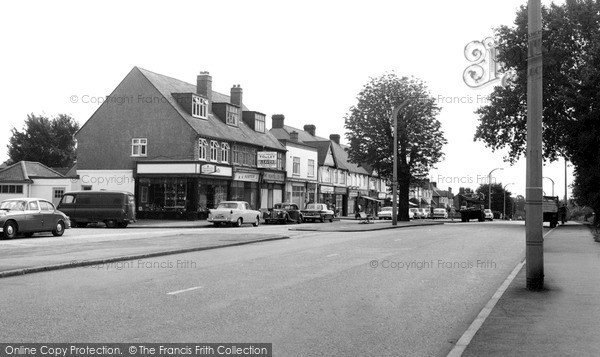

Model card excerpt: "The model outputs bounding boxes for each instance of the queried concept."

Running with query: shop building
[75,67,286,219]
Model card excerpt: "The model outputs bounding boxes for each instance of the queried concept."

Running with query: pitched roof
[136,67,285,151]
[0,161,65,182]
[270,124,371,174]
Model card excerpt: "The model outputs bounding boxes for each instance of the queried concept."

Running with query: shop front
[136,162,233,220]
[232,169,260,210]
[261,171,285,209]
[334,186,348,216]
[348,189,359,216]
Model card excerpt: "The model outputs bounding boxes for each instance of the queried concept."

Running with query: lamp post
[543,177,555,197]
[392,100,410,226]
[503,183,514,220]
[488,167,503,210]
[526,0,544,290]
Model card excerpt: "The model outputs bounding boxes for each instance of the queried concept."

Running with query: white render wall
[285,144,318,182]
[74,170,135,192]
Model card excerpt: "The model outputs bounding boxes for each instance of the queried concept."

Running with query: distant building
[0,161,77,206]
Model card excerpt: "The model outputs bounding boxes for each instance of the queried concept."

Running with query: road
[0,221,543,356]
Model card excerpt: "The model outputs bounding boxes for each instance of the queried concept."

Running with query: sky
[0,0,571,199]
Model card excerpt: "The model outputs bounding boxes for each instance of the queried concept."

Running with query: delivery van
[58,191,136,228]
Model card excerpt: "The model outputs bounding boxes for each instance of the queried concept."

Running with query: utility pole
[526,0,544,290]
[564,158,568,205]
[488,167,503,210]
[392,100,409,226]
[543,177,555,196]
[503,183,514,220]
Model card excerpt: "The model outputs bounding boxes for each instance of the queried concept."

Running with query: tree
[345,73,447,221]
[7,114,79,167]
[475,183,514,216]
[473,0,600,221]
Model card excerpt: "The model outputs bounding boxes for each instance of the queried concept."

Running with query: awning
[409,201,418,207]
[420,198,428,205]
[362,196,383,203]
[409,198,420,205]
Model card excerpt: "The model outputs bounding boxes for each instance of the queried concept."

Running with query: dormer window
[255,114,265,133]
[226,106,239,126]
[192,95,208,119]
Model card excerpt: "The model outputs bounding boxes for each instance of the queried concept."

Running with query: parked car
[378,207,415,220]
[432,208,448,219]
[264,203,303,224]
[207,201,261,227]
[58,191,136,228]
[409,208,420,219]
[0,198,70,239]
[301,203,335,223]
[484,209,494,221]
[418,208,430,219]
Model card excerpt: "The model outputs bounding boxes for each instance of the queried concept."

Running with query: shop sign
[257,151,277,168]
[263,172,285,182]
[201,164,232,177]
[334,187,347,194]
[234,172,260,182]
[201,164,217,174]
[378,192,387,199]
[349,190,359,198]
[320,185,334,193]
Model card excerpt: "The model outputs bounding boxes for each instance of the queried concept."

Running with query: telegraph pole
[391,100,409,226]
[526,0,544,290]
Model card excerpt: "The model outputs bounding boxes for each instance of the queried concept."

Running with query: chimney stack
[290,131,299,142]
[272,114,285,129]
[329,134,340,145]
[304,124,316,136]
[230,84,243,108]
[197,71,212,112]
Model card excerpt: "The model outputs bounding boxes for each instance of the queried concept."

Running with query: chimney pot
[272,114,285,129]
[329,134,340,144]
[304,124,316,136]
[231,84,243,108]
[290,131,299,142]
[197,71,212,112]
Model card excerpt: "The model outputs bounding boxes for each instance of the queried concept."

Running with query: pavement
[452,222,600,357]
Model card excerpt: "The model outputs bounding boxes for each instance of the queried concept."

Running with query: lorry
[543,196,559,228]
[457,193,486,222]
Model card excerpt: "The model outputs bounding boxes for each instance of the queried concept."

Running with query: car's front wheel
[52,221,65,236]
[3,221,17,240]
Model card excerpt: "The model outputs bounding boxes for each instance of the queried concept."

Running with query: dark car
[300,203,335,223]
[264,203,303,224]
[58,191,136,228]
[0,198,71,239]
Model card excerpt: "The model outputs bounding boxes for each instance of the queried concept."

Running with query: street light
[391,100,410,226]
[488,167,503,210]
[503,183,514,220]
[543,176,555,197]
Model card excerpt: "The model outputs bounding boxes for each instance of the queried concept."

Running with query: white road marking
[447,226,558,357]
[167,286,202,295]
[326,254,339,258]
[394,238,403,242]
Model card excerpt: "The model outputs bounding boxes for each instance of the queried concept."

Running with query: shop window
[308,159,315,177]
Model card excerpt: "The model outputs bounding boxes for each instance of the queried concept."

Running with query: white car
[484,209,494,221]
[378,207,415,220]
[409,208,420,219]
[418,208,430,219]
[208,201,261,227]
[432,208,448,219]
